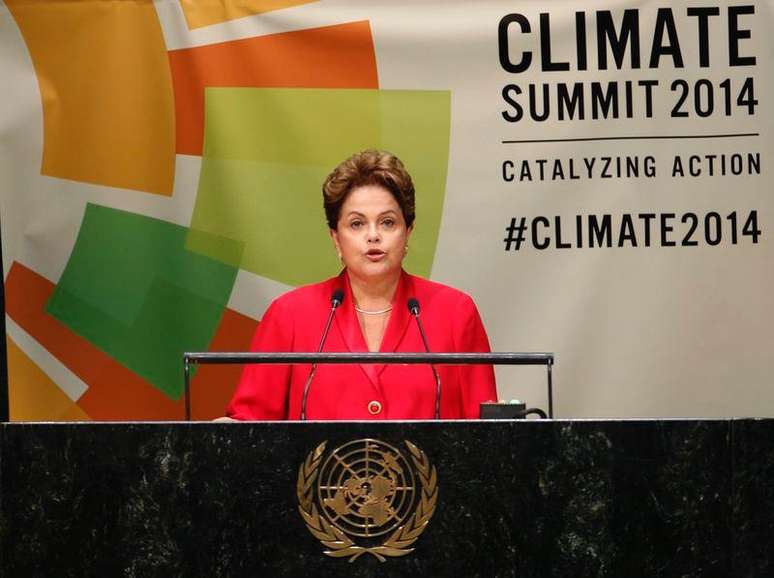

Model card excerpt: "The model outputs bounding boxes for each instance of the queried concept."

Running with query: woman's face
[330,184,412,282]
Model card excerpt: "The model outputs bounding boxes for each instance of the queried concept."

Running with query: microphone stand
[300,290,344,420]
[408,298,442,419]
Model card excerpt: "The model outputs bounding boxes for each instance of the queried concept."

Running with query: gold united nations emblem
[296,438,438,562]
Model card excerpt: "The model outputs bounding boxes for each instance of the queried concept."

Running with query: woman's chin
[347,260,402,280]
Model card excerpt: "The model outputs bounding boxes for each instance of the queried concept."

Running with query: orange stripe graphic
[169,21,378,155]
[178,0,319,30]
[6,337,92,422]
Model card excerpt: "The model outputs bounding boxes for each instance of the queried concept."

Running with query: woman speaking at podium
[226,150,497,420]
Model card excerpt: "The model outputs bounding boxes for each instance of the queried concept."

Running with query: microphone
[330,288,344,308]
[300,288,344,420]
[407,297,442,419]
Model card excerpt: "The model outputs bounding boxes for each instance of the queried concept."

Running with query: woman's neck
[347,269,401,310]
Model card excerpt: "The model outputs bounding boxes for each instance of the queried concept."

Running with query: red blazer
[226,270,497,420]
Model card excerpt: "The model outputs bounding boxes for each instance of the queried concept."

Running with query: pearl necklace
[354,305,393,315]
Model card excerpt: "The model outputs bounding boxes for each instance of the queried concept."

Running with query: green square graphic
[187,88,451,286]
[47,204,240,399]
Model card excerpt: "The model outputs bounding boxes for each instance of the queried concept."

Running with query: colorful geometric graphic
[45,205,240,400]
[6,337,91,422]
[178,0,319,30]
[168,21,378,156]
[5,261,181,420]
[5,0,175,194]
[6,261,258,420]
[2,7,454,420]
[187,88,451,286]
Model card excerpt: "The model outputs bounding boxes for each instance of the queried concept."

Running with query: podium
[1,419,773,577]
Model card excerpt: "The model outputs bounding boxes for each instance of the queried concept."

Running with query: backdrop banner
[1,0,772,420]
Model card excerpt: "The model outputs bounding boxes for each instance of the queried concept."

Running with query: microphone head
[331,288,345,307]
[407,297,420,315]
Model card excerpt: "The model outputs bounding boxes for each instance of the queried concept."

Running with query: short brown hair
[322,150,415,230]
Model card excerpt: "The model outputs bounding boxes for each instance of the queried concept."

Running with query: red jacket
[226,270,497,420]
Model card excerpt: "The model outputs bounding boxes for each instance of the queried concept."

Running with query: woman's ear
[330,228,342,259]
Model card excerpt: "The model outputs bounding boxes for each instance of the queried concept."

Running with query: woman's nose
[366,224,380,242]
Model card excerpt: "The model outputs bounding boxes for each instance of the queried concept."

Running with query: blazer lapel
[377,270,415,375]
[333,271,381,388]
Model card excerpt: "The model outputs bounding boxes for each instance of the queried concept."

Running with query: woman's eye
[350,220,362,229]
[382,219,395,228]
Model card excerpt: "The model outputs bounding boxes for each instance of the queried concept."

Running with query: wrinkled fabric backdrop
[1,0,772,420]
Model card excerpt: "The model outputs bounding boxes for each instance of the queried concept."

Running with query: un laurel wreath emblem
[296,438,438,562]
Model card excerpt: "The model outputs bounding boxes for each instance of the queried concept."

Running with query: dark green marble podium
[1,419,772,577]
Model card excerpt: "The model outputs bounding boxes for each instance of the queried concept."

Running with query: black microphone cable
[407,297,442,419]
[300,289,344,420]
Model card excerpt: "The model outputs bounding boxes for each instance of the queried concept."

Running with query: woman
[226,150,496,420]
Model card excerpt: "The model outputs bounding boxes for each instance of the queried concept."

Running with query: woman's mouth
[365,249,386,261]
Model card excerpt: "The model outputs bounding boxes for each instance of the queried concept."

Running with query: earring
[404,244,409,254]
[337,253,343,261]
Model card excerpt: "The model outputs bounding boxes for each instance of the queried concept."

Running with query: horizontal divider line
[502,133,759,144]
